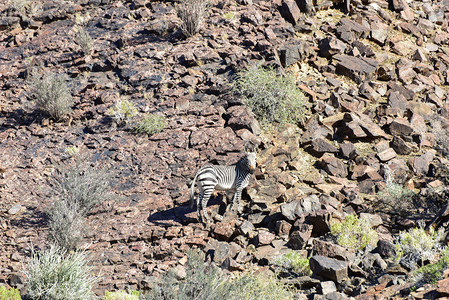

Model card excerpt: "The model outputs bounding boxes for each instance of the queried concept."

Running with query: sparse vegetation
[0,285,21,300]
[395,226,443,270]
[142,250,293,300]
[74,26,93,55]
[53,159,113,217]
[24,246,97,300]
[107,99,138,126]
[28,71,74,121]
[47,198,85,251]
[134,114,166,136]
[48,159,113,250]
[378,166,415,215]
[272,251,312,276]
[65,145,80,157]
[233,65,307,126]
[331,214,378,251]
[8,0,29,13]
[103,290,139,300]
[414,247,449,285]
[176,0,210,38]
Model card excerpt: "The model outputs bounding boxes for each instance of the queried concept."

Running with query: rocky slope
[1,0,449,298]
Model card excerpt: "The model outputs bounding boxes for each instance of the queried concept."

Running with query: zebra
[190,151,257,223]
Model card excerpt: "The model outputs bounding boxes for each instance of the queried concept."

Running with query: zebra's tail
[190,170,199,208]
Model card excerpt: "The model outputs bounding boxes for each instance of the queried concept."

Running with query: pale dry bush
[395,225,443,270]
[24,246,98,300]
[28,70,73,121]
[48,159,113,251]
[176,0,210,38]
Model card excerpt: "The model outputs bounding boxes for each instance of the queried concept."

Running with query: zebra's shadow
[147,196,226,226]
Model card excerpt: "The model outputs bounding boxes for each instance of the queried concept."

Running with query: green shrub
[28,71,73,121]
[134,114,166,136]
[331,214,378,251]
[233,65,307,126]
[103,290,139,300]
[227,272,293,300]
[395,226,443,270]
[176,0,210,38]
[0,285,21,300]
[414,247,449,284]
[142,249,293,300]
[24,246,97,300]
[65,146,80,157]
[272,251,311,276]
[107,100,137,125]
[74,26,93,55]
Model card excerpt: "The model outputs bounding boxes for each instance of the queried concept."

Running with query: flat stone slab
[334,54,379,84]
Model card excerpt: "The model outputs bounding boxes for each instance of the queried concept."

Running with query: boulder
[309,255,348,283]
[333,54,379,84]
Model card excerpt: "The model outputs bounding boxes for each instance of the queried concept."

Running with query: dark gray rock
[288,223,313,250]
[334,54,379,84]
[309,255,348,283]
[318,37,347,59]
[309,138,339,156]
[318,154,348,178]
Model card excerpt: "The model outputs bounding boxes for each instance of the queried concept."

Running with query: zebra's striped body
[190,152,257,223]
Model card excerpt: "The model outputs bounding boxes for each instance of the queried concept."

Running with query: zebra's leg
[231,188,244,214]
[196,191,203,222]
[201,188,214,223]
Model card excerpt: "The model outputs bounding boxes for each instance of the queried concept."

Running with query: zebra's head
[245,152,257,174]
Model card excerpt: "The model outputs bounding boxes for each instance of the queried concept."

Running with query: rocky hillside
[2,0,449,298]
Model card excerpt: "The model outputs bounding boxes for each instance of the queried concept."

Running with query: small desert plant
[331,214,378,251]
[272,251,312,276]
[227,272,293,300]
[176,0,210,38]
[378,166,415,215]
[395,225,443,270]
[134,114,166,136]
[53,158,113,217]
[8,0,29,13]
[65,145,80,157]
[74,26,93,55]
[413,247,449,285]
[107,100,137,125]
[28,71,74,120]
[103,289,139,300]
[0,285,21,300]
[48,158,113,250]
[24,246,97,300]
[47,199,85,251]
[233,65,307,126]
[142,250,293,300]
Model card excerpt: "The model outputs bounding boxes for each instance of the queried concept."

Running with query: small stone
[377,148,396,162]
[256,229,276,246]
[320,281,337,295]
[8,204,22,215]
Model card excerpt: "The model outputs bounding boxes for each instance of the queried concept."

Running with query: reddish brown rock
[389,117,413,136]
[319,154,348,178]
